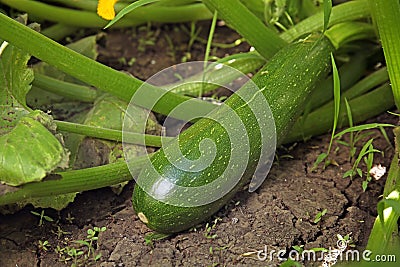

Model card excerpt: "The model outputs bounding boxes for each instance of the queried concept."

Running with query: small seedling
[51,225,71,239]
[144,232,170,247]
[55,245,83,264]
[204,217,222,239]
[38,240,50,251]
[82,226,106,258]
[31,210,54,227]
[278,259,302,267]
[65,213,75,224]
[314,209,328,224]
[292,245,304,253]
[342,139,382,191]
[204,223,218,239]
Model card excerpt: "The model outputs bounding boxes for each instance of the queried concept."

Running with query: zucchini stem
[203,0,287,59]
[369,0,400,110]
[0,159,146,206]
[284,83,394,144]
[0,0,212,28]
[55,120,171,147]
[280,0,370,42]
[0,12,217,121]
[33,73,98,103]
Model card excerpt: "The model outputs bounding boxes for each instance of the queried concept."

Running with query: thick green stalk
[41,24,79,41]
[0,0,113,27]
[44,0,200,12]
[203,0,287,59]
[369,0,400,110]
[0,13,216,120]
[33,73,98,103]
[306,53,367,111]
[280,0,370,42]
[0,160,145,206]
[324,22,375,50]
[284,83,394,144]
[170,53,265,96]
[319,67,389,110]
[55,120,172,147]
[363,127,400,267]
[0,0,212,28]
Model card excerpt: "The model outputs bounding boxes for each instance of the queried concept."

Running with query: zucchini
[132,33,335,233]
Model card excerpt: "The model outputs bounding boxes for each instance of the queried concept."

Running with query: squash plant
[0,0,399,263]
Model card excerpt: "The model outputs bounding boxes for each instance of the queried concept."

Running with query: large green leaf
[0,37,32,135]
[74,94,150,169]
[0,110,69,186]
[0,28,70,187]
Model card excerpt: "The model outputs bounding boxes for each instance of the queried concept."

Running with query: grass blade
[105,0,161,28]
[369,0,400,110]
[323,0,332,32]
[334,123,394,139]
[203,0,287,59]
[327,54,340,155]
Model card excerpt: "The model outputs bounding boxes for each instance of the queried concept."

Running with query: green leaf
[144,232,170,247]
[105,0,161,29]
[279,259,302,267]
[323,0,332,32]
[74,240,90,247]
[26,193,77,210]
[312,152,327,171]
[0,38,33,135]
[343,169,354,178]
[313,208,327,223]
[362,180,368,192]
[369,0,400,110]
[74,95,150,170]
[334,123,394,139]
[94,253,102,261]
[331,53,340,135]
[356,168,363,178]
[384,198,400,216]
[292,245,303,253]
[0,110,69,186]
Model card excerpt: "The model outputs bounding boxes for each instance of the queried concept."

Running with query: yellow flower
[97,0,118,20]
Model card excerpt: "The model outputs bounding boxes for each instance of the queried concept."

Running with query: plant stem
[369,0,400,110]
[55,120,172,147]
[203,0,287,59]
[324,22,375,50]
[320,67,389,110]
[307,53,367,111]
[284,83,394,144]
[364,127,400,267]
[341,67,389,99]
[170,53,265,96]
[0,0,212,28]
[0,159,146,206]
[0,13,217,120]
[40,24,79,41]
[280,0,370,42]
[33,73,98,103]
[201,10,218,96]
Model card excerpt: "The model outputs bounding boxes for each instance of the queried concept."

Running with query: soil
[0,21,397,267]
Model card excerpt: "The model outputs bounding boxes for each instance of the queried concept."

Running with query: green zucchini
[132,33,335,233]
